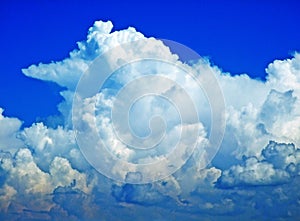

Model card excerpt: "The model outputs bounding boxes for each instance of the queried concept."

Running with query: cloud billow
[0,20,299,220]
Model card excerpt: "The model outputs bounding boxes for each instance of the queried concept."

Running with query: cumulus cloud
[266,53,300,94]
[0,108,23,154]
[0,20,299,220]
[20,122,89,171]
[217,141,300,188]
[1,148,92,193]
[22,21,145,91]
[0,147,94,220]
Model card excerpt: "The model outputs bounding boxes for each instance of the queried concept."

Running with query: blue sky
[1,1,300,220]
[1,0,300,125]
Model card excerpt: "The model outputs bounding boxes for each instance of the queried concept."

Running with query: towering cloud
[0,20,299,220]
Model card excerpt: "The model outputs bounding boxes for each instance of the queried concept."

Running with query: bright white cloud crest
[0,20,299,220]
[72,38,225,183]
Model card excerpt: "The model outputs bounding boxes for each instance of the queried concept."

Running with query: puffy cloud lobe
[217,141,300,188]
[0,147,93,217]
[22,22,179,129]
[2,148,91,193]
[22,21,145,91]
[266,53,300,95]
[20,122,89,171]
[0,108,23,154]
[0,20,299,220]
[259,89,300,144]
[263,141,300,175]
[215,85,299,162]
[260,89,296,127]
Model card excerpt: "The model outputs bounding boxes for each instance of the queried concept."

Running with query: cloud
[266,53,300,95]
[21,21,145,91]
[20,122,89,171]
[0,108,23,154]
[0,20,299,220]
[217,141,300,188]
[0,147,93,218]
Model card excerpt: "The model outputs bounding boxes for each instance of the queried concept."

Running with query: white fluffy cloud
[0,108,23,154]
[217,141,300,187]
[20,122,89,171]
[22,21,145,91]
[0,147,93,216]
[266,53,300,94]
[0,20,299,220]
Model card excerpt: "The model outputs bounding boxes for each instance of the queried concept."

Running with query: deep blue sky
[1,0,300,126]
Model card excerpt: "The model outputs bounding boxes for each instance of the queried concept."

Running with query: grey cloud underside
[0,20,300,220]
